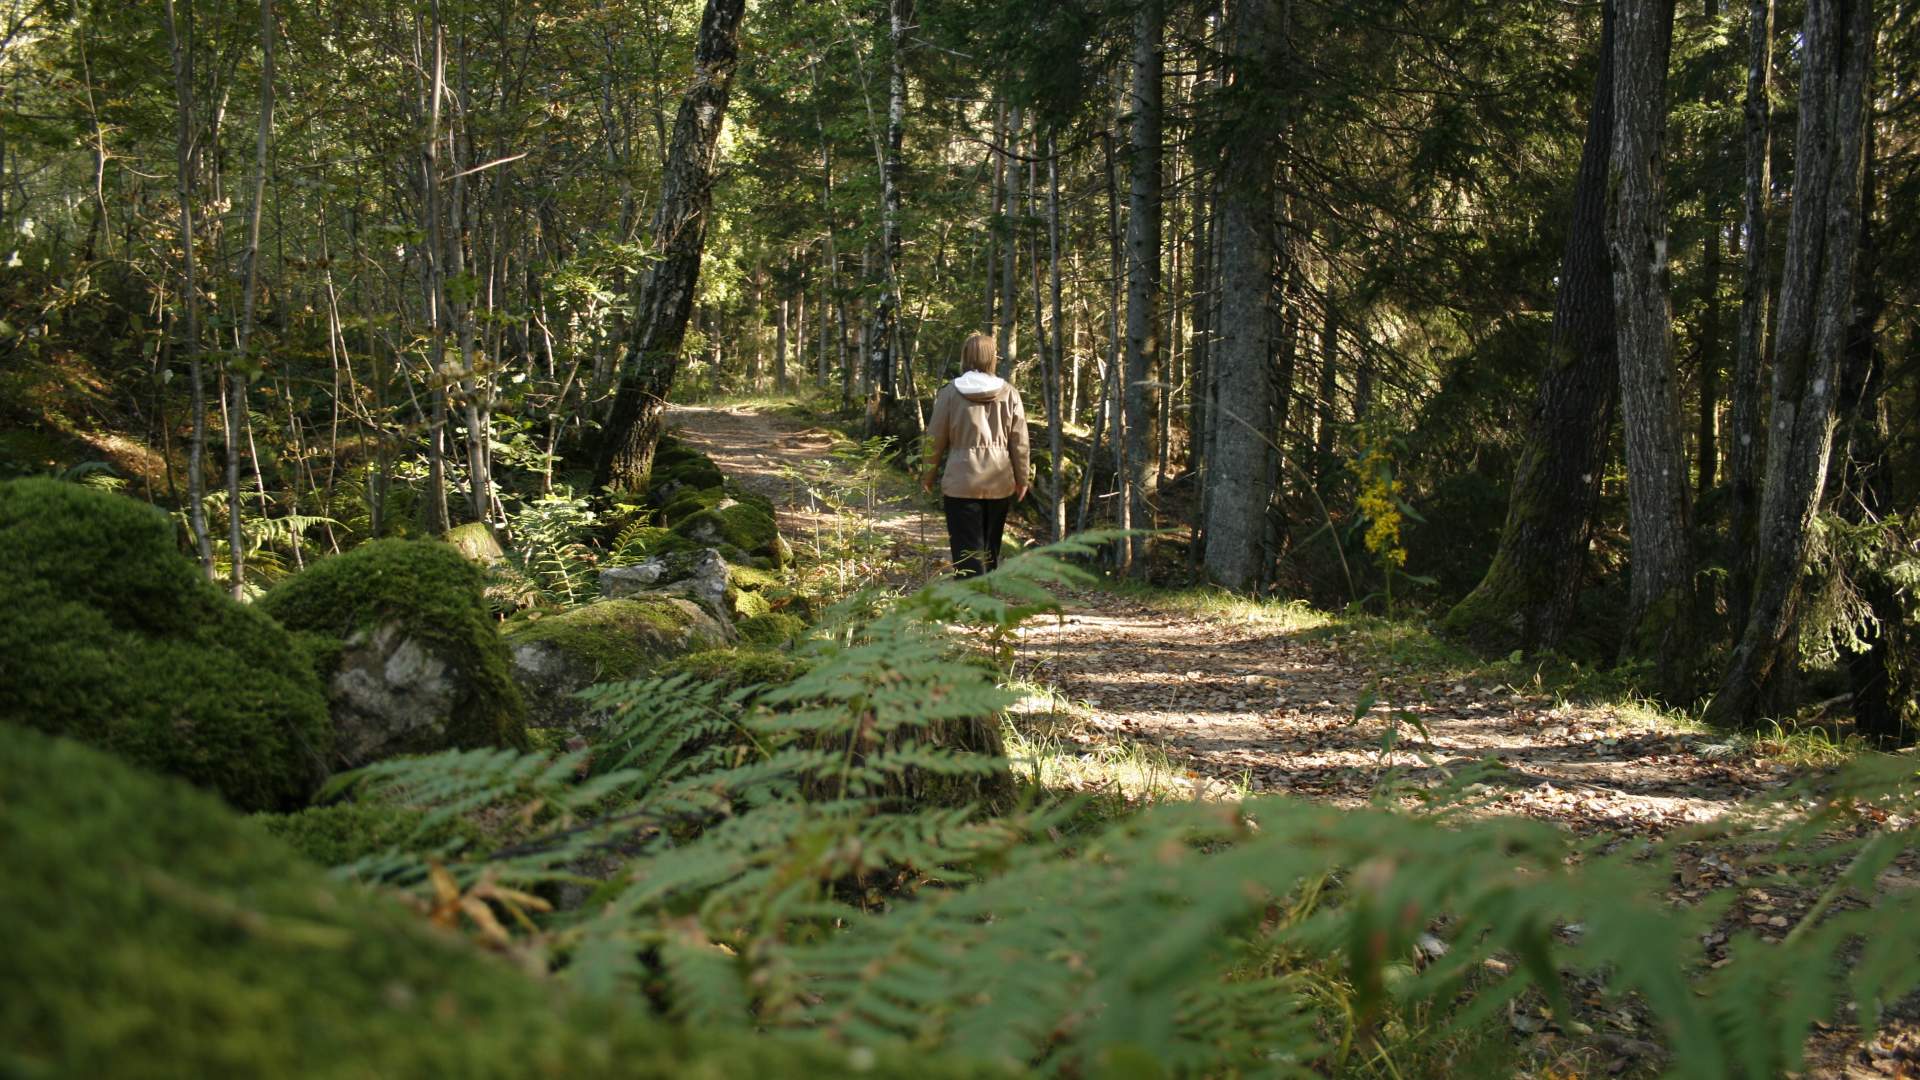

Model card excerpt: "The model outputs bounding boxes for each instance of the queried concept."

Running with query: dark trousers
[943,495,1012,578]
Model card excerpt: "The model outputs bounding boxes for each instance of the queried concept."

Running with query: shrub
[257,801,486,866]
[657,645,811,697]
[0,478,331,811]
[0,724,994,1079]
[257,538,527,755]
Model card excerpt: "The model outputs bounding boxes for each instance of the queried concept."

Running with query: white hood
[953,371,1006,396]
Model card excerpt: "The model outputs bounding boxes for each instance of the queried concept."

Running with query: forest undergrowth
[249,396,1920,1080]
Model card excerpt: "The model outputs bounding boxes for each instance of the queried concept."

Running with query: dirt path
[668,403,1774,836]
[1011,588,1779,834]
[666,403,952,582]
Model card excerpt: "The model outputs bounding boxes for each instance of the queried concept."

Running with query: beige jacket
[924,372,1030,499]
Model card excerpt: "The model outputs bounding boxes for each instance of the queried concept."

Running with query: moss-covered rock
[738,612,806,647]
[506,596,731,731]
[0,478,332,811]
[444,521,506,565]
[0,724,999,1080]
[659,646,812,701]
[674,503,783,567]
[257,539,527,766]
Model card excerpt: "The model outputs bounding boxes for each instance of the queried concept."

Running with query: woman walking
[922,332,1030,577]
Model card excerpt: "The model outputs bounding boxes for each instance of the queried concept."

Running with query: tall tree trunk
[1314,291,1338,465]
[1202,0,1283,592]
[1444,1,1620,652]
[1697,223,1722,495]
[1610,0,1694,695]
[865,0,909,437]
[775,292,789,391]
[420,4,452,534]
[164,0,215,577]
[226,0,276,597]
[1123,0,1163,572]
[1044,135,1066,541]
[594,0,748,489]
[998,106,1022,372]
[1705,0,1872,728]
[1727,0,1774,631]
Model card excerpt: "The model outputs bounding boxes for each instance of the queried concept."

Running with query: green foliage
[504,490,603,606]
[258,800,488,866]
[0,724,997,1080]
[257,538,528,755]
[288,536,1920,1077]
[0,478,331,811]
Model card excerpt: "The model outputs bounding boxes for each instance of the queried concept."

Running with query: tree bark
[1609,0,1695,695]
[420,4,452,534]
[1705,0,1872,728]
[1727,0,1774,631]
[1444,1,1621,653]
[1202,0,1283,592]
[864,0,909,437]
[1044,136,1067,541]
[164,0,215,577]
[594,0,748,490]
[226,0,276,597]
[1123,0,1163,572]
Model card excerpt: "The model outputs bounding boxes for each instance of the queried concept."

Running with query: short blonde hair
[960,331,997,374]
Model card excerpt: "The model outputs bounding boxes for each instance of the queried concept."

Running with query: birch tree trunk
[594,0,748,490]
[1444,1,1619,651]
[420,5,452,534]
[1202,0,1283,592]
[164,0,215,577]
[1726,0,1774,631]
[1123,0,1163,572]
[1609,0,1694,695]
[1705,0,1872,728]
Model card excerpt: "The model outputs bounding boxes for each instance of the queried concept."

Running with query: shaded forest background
[1,0,1915,735]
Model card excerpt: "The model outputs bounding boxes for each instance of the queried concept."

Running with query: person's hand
[1014,483,1030,502]
[921,471,937,494]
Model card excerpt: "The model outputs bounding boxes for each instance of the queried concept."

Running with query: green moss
[614,525,699,561]
[659,646,811,699]
[444,521,506,564]
[674,504,782,567]
[661,485,727,526]
[0,725,997,1079]
[256,801,486,866]
[738,613,806,646]
[0,478,332,811]
[257,538,527,756]
[505,597,717,683]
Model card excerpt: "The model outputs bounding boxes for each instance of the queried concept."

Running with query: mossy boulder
[738,612,806,646]
[0,724,998,1080]
[505,596,732,731]
[0,478,331,811]
[674,503,783,567]
[444,521,506,565]
[602,547,782,625]
[257,539,528,766]
[659,646,813,701]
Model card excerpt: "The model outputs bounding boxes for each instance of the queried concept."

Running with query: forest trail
[1011,591,1781,835]
[667,402,1775,836]
[665,403,951,580]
